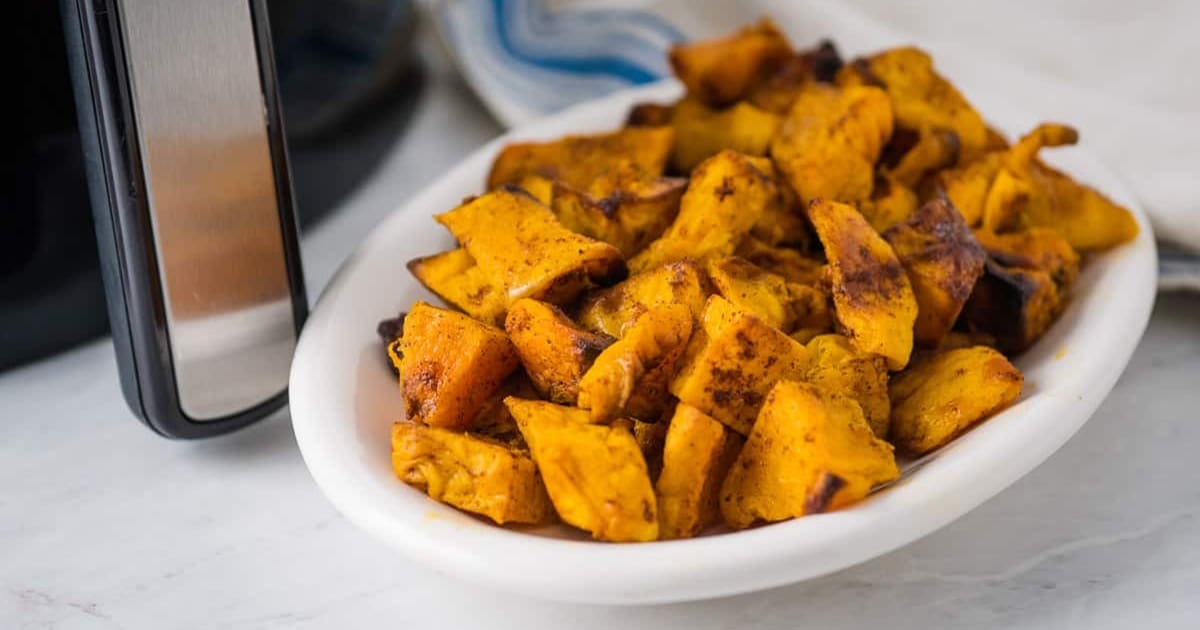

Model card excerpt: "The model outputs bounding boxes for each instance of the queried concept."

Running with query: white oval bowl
[290,80,1157,605]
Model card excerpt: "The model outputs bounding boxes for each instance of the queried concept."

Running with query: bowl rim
[289,79,1158,605]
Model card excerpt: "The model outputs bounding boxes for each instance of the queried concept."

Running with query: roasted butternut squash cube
[407,248,507,325]
[940,123,1138,251]
[720,381,899,528]
[707,256,827,334]
[975,227,1080,291]
[837,47,988,163]
[938,152,1004,227]
[397,302,520,429]
[670,296,810,435]
[669,98,782,172]
[770,84,894,205]
[486,126,675,190]
[746,40,844,114]
[980,166,1033,233]
[883,197,987,347]
[734,237,827,287]
[505,298,615,404]
[668,18,793,107]
[961,260,1061,354]
[656,403,740,539]
[1038,167,1139,251]
[809,199,918,370]
[576,260,712,338]
[858,172,919,233]
[436,188,626,308]
[622,341,690,423]
[391,422,552,525]
[506,398,658,542]
[744,156,814,250]
[629,150,777,273]
[889,346,1023,455]
[884,126,962,189]
[804,334,890,438]
[578,304,693,423]
[549,174,685,258]
[1015,128,1139,251]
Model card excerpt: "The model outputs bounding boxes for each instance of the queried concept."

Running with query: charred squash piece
[746,40,844,114]
[809,199,917,370]
[626,102,675,127]
[961,260,1060,354]
[720,380,899,528]
[505,299,615,404]
[883,197,987,347]
[549,173,686,258]
[974,227,1080,291]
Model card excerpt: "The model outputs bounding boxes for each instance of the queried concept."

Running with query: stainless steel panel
[118,0,296,420]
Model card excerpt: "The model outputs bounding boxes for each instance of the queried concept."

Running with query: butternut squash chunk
[487,127,674,190]
[883,197,987,347]
[809,199,918,370]
[670,296,810,435]
[656,404,740,539]
[720,381,899,528]
[629,150,778,273]
[669,18,793,107]
[505,299,614,404]
[770,84,894,205]
[888,346,1023,455]
[398,302,519,429]
[391,422,552,525]
[804,334,891,439]
[436,187,626,308]
[577,304,694,423]
[506,398,658,542]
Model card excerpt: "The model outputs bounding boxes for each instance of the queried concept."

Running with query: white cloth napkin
[432,0,1200,271]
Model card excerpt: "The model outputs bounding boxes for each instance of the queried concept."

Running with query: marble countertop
[4,33,1199,630]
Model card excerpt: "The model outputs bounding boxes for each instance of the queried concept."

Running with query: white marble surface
[4,30,1200,630]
